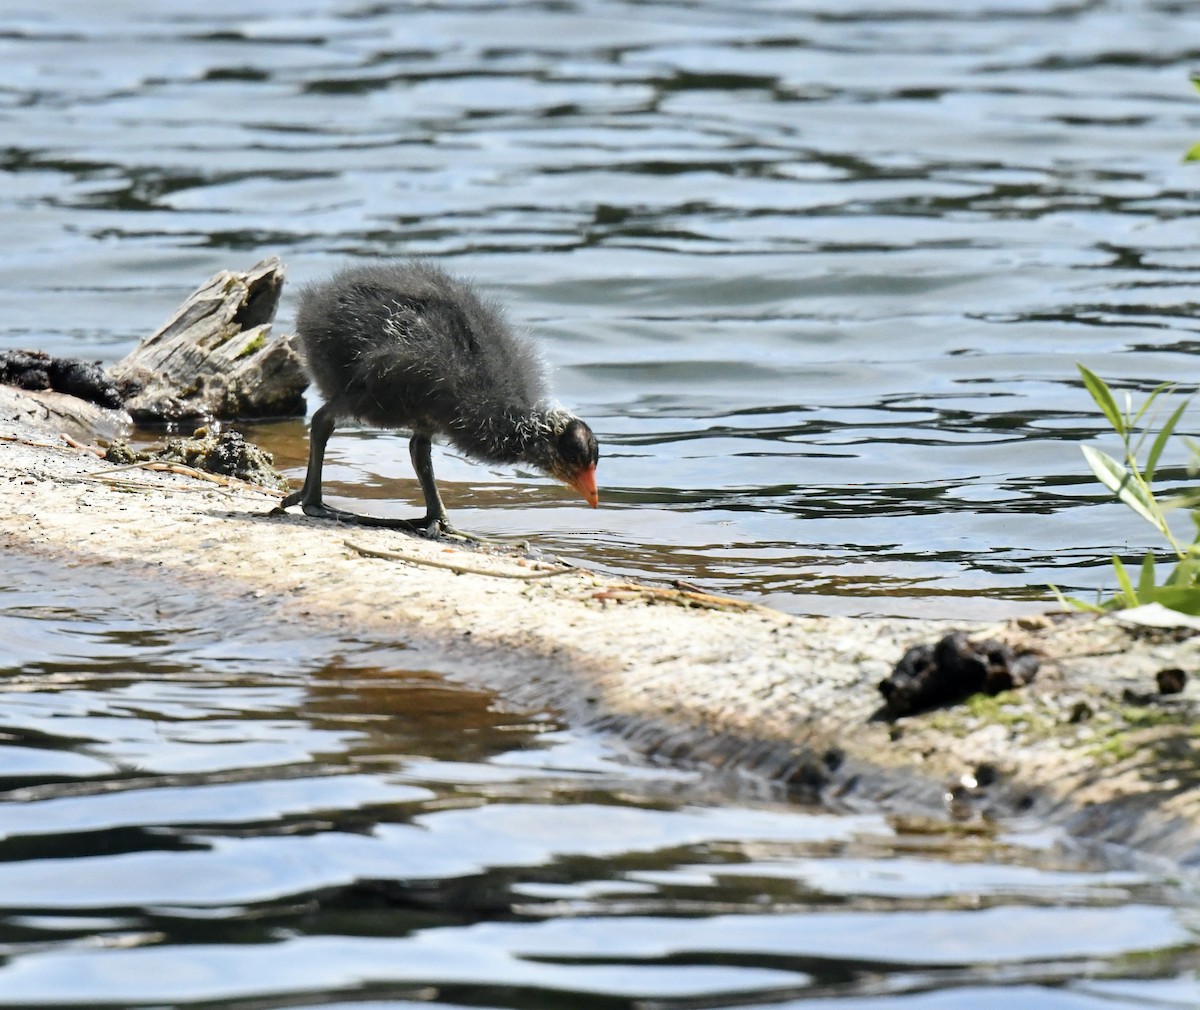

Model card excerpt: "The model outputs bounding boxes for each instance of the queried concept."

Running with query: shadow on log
[108,257,307,422]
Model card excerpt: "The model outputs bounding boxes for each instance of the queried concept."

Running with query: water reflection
[1,555,1199,1008]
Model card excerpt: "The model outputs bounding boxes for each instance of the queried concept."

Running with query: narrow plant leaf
[1164,552,1200,587]
[1167,489,1200,513]
[1184,142,1200,163]
[1145,398,1189,482]
[1131,382,1172,425]
[1077,364,1125,436]
[1112,555,1138,607]
[1081,444,1163,529]
[1049,584,1105,613]
[1128,385,1174,459]
[1137,552,1156,597]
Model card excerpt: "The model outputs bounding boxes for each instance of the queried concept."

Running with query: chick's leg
[274,405,424,532]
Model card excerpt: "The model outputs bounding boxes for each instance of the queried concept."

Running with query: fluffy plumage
[279,259,599,535]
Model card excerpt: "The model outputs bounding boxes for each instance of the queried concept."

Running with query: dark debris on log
[0,350,124,410]
[878,631,1040,718]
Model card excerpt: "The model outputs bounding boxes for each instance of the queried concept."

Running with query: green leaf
[1167,489,1200,513]
[1145,398,1189,482]
[1112,555,1138,607]
[1081,444,1164,529]
[1164,551,1200,588]
[1131,382,1173,425]
[1137,552,1157,597]
[1049,584,1106,613]
[1077,364,1126,436]
[1191,72,1200,95]
[1138,585,1200,616]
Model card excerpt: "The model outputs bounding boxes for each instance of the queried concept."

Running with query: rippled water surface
[5,0,1200,616]
[1,559,1199,1009]
[5,1,1200,1006]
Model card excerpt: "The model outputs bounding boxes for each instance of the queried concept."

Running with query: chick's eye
[557,431,583,466]
[557,420,596,467]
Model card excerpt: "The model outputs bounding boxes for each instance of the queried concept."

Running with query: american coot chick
[278,260,599,536]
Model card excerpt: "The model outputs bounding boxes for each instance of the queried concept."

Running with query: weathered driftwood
[0,258,308,437]
[0,385,130,443]
[107,256,307,422]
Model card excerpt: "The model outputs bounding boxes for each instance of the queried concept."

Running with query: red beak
[568,463,599,508]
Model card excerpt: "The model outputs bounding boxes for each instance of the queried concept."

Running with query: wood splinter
[344,538,574,580]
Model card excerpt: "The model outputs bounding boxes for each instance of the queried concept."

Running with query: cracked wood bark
[1,259,308,439]
[108,256,307,423]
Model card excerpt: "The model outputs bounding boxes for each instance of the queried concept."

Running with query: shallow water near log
[2,557,1200,1009]
[5,1,1200,1006]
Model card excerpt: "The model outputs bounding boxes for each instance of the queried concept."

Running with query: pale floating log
[108,256,307,422]
[7,432,1200,865]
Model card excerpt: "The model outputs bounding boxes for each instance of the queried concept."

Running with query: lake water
[1,558,1199,1009]
[4,1,1200,1006]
